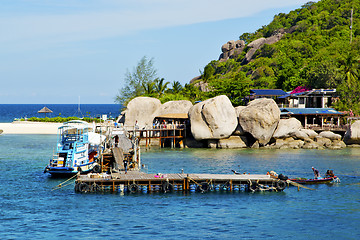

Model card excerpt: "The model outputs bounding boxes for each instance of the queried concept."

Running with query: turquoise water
[1,134,360,239]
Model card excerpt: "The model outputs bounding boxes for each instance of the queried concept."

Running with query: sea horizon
[0,103,123,123]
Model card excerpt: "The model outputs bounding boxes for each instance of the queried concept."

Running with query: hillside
[197,0,360,113]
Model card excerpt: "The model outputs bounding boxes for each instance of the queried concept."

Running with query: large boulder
[300,129,318,139]
[315,136,332,148]
[319,131,342,140]
[344,120,360,144]
[217,136,248,149]
[270,137,304,149]
[302,139,324,149]
[123,97,161,129]
[219,40,245,61]
[188,95,237,140]
[242,33,284,64]
[233,106,247,136]
[238,98,280,145]
[157,100,193,116]
[272,118,302,139]
[328,140,347,149]
[292,130,310,141]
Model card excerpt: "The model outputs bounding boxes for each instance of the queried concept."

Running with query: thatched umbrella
[38,106,53,118]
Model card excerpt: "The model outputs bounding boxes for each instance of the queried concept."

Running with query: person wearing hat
[312,167,321,179]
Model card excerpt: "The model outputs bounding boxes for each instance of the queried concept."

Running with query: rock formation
[157,100,193,116]
[272,118,302,139]
[188,95,237,140]
[123,97,161,129]
[218,33,284,63]
[241,33,284,64]
[343,120,360,145]
[238,98,280,145]
[219,40,245,62]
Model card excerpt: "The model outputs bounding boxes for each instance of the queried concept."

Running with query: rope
[187,177,201,186]
[51,173,79,191]
[51,181,75,191]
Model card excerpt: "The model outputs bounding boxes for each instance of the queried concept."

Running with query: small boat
[44,120,104,177]
[288,176,339,184]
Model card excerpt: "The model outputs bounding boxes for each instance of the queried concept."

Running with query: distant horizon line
[0,103,120,105]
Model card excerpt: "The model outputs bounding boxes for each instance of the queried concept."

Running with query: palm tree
[142,81,155,96]
[154,78,170,97]
[343,53,359,87]
[170,81,183,94]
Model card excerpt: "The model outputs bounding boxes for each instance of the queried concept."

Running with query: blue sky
[0,0,314,104]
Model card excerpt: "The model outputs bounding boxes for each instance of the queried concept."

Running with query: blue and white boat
[44,120,104,177]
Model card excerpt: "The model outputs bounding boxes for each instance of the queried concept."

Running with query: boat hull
[44,161,97,177]
[289,177,337,184]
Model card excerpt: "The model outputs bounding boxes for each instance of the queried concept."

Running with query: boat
[44,120,104,177]
[288,176,339,184]
[289,170,339,184]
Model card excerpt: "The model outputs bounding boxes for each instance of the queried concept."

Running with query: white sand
[0,121,62,134]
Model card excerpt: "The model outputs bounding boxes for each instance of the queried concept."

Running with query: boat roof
[59,120,90,130]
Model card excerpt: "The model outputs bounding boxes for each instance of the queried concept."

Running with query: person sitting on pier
[312,167,321,179]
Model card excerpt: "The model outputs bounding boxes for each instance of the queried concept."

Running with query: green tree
[115,56,157,104]
[203,64,215,82]
[169,81,183,94]
[142,81,156,96]
[208,72,252,106]
[154,78,170,97]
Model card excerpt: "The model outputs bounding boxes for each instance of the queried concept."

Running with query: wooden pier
[132,127,186,148]
[74,171,287,193]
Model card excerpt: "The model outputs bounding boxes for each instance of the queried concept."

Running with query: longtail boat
[288,176,339,184]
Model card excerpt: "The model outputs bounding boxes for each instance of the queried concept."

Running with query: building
[280,108,345,131]
[282,89,337,108]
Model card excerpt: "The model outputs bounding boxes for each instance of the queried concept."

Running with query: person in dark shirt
[123,159,128,174]
[312,167,321,179]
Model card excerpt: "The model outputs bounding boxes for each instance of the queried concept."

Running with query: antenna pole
[350,8,353,44]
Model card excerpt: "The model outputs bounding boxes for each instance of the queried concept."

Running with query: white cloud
[0,0,312,47]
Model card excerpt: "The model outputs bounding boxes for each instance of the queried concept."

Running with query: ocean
[0,104,122,122]
[0,105,360,239]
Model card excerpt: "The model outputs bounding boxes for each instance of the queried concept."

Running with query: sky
[0,0,315,104]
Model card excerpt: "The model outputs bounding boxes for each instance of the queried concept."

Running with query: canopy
[38,106,53,117]
[155,113,188,119]
[38,107,53,113]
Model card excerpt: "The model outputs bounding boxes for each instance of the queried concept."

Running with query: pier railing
[125,124,187,148]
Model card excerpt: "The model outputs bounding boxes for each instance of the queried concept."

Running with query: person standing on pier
[123,159,128,174]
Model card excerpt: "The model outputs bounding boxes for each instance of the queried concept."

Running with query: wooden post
[145,130,148,149]
[173,126,175,148]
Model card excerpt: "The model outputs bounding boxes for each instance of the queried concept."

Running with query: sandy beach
[0,121,62,134]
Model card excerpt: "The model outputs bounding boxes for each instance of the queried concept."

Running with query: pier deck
[75,171,286,193]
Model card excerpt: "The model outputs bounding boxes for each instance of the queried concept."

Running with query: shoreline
[0,121,62,134]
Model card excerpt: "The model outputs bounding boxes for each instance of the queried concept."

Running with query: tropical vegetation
[19,117,103,123]
[116,0,360,114]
